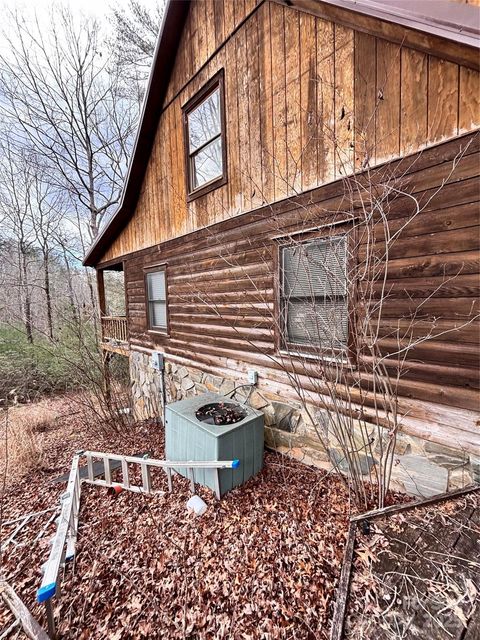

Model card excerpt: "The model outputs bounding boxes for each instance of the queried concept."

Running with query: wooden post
[330,522,357,640]
[45,600,55,640]
[96,269,106,321]
[102,351,112,406]
[0,581,50,640]
[97,268,112,404]
[350,484,480,523]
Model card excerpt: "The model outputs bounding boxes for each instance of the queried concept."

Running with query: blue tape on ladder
[232,459,240,469]
[37,583,56,603]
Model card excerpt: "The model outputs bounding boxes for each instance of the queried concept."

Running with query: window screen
[280,236,348,351]
[146,270,167,330]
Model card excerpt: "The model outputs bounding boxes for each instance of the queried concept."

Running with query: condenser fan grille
[195,401,247,426]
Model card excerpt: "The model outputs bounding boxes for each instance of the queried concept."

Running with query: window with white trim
[146,269,167,331]
[280,235,348,352]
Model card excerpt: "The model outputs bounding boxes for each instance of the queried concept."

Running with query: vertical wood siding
[100,1,480,263]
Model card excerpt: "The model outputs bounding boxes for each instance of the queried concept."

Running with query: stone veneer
[130,350,477,498]
[129,350,163,420]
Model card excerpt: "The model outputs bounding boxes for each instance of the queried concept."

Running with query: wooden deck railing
[101,315,128,343]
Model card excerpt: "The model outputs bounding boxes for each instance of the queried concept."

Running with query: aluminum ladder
[82,450,239,500]
[37,451,239,638]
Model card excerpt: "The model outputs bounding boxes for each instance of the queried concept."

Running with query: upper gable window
[183,70,227,200]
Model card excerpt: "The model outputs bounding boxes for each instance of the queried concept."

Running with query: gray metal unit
[165,392,264,497]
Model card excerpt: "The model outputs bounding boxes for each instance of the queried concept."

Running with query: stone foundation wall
[129,350,163,420]
[130,350,478,497]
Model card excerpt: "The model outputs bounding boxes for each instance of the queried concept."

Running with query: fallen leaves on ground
[0,395,352,639]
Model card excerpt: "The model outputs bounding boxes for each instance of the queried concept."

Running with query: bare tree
[0,7,138,241]
[31,167,65,340]
[0,143,37,343]
[109,0,163,100]
[56,232,81,325]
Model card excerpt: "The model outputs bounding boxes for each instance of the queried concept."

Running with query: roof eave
[83,0,190,267]
[84,0,479,268]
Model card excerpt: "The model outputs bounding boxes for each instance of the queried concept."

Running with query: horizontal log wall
[121,132,480,453]
[100,0,480,263]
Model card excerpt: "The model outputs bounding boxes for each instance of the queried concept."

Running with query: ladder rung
[86,454,93,482]
[214,469,221,500]
[121,459,130,489]
[188,468,195,494]
[103,456,111,485]
[141,463,151,494]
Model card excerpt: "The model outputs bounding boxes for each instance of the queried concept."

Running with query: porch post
[96,268,106,341]
[96,269,111,404]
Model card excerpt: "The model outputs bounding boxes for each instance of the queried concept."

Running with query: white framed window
[146,268,167,331]
[280,235,348,353]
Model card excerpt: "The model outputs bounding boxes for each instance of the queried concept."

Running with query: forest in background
[0,0,162,400]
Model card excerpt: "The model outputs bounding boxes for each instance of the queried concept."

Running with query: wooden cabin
[84,0,480,497]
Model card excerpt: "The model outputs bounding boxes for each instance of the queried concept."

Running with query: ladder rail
[82,451,240,499]
[37,454,82,637]
[83,451,239,470]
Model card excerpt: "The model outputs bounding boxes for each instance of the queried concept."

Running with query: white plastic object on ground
[186,495,207,516]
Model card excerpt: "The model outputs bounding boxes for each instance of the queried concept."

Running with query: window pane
[283,236,347,298]
[147,271,166,301]
[149,301,167,329]
[188,88,221,153]
[192,137,223,189]
[285,298,348,349]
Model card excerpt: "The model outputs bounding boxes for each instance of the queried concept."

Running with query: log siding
[119,131,480,455]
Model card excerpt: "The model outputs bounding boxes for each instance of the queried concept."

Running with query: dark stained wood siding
[122,132,480,454]
[100,1,480,263]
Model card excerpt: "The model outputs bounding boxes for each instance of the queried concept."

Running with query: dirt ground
[0,395,353,639]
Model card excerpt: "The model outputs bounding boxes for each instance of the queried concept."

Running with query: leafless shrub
[65,353,133,439]
[167,119,477,511]
[71,387,133,439]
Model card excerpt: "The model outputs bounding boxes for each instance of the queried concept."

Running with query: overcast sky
[2,0,159,20]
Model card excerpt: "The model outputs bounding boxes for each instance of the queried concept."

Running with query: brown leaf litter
[0,396,352,639]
